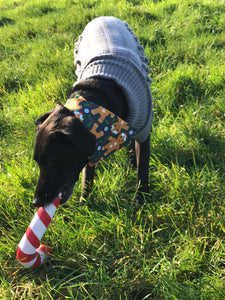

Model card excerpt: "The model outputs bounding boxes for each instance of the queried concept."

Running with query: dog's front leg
[80,165,95,202]
[134,134,150,204]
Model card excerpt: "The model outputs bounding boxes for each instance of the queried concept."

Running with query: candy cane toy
[17,194,61,267]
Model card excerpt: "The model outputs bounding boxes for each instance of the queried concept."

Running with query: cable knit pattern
[73,16,153,143]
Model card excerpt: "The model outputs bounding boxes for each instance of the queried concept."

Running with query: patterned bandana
[65,96,135,166]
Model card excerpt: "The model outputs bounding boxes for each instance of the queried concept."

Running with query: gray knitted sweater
[73,16,153,143]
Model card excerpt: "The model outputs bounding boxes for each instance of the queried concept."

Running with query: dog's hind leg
[134,134,150,204]
[80,165,95,203]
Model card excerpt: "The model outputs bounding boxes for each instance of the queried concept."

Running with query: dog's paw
[134,193,145,205]
[134,190,150,205]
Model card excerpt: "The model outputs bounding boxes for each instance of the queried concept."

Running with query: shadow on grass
[0,17,16,27]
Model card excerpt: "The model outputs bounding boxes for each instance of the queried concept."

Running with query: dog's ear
[59,116,96,158]
[35,109,55,129]
[35,104,63,129]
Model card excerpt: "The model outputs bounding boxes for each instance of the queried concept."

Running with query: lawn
[0,0,225,299]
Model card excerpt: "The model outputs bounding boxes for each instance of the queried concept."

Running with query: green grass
[0,0,225,298]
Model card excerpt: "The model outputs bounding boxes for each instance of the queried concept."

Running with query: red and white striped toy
[17,195,61,267]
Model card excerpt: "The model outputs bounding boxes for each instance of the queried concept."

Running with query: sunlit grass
[0,0,225,298]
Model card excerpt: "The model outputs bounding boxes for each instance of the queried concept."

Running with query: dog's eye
[47,162,56,168]
[47,161,67,171]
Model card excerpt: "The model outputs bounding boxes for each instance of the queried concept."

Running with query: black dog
[33,17,153,207]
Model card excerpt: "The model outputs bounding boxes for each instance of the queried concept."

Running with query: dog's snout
[33,197,43,207]
[33,188,51,207]
[33,195,53,207]
[33,184,59,207]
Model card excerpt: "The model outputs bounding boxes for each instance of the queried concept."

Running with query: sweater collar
[65,95,135,166]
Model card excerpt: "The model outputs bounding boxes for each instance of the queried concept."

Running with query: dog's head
[33,103,96,207]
